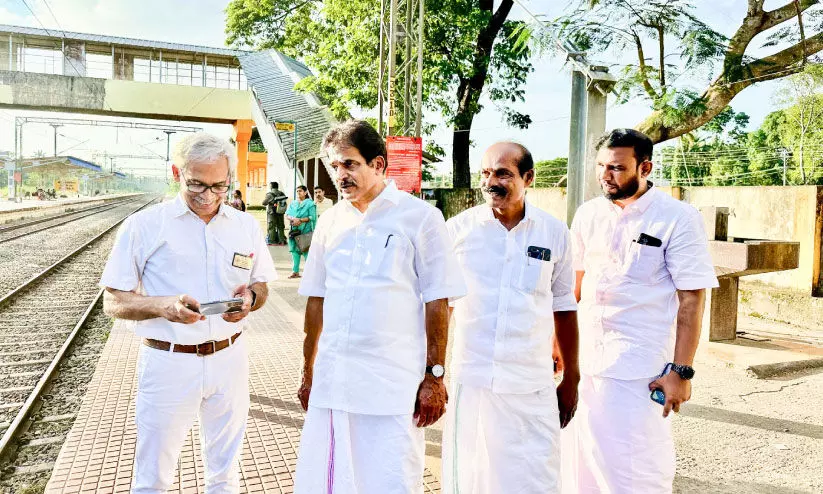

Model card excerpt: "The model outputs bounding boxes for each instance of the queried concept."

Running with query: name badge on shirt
[232,252,254,270]
[527,245,552,261]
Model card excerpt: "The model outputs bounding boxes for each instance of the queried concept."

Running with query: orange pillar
[232,119,253,201]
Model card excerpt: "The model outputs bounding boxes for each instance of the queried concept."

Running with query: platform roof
[18,156,126,178]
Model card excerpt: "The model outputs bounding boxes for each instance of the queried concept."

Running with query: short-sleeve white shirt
[298,180,467,415]
[571,187,718,379]
[99,194,277,344]
[447,201,577,394]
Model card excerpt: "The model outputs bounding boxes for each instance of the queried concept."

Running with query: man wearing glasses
[100,133,276,493]
[294,120,466,493]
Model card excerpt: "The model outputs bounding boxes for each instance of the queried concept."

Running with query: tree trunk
[449,0,514,188]
[799,133,806,183]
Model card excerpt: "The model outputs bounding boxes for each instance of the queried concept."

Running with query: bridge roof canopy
[20,156,111,177]
[0,24,247,63]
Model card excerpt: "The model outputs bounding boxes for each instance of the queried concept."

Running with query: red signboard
[386,136,422,194]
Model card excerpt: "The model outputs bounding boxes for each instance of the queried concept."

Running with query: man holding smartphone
[561,129,717,493]
[441,142,580,493]
[294,120,466,493]
[100,133,276,493]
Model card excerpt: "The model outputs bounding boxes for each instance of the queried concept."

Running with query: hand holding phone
[197,298,244,316]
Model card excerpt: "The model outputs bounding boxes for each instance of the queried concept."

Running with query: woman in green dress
[285,185,316,279]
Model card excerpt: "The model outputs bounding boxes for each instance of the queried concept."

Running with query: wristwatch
[669,363,695,380]
[426,364,445,378]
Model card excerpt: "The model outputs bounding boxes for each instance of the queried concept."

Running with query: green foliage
[534,157,567,187]
[225,0,533,169]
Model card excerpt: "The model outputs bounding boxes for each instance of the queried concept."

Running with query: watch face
[675,365,695,379]
[431,364,445,378]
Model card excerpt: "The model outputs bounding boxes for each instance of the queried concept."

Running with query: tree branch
[762,0,817,32]
[726,0,816,66]
[634,32,658,99]
[747,30,823,79]
[657,24,666,90]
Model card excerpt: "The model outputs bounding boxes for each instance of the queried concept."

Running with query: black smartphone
[527,246,552,261]
[637,233,662,247]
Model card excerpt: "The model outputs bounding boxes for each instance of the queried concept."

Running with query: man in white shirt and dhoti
[294,120,466,493]
[100,133,277,493]
[442,142,580,494]
[561,128,718,493]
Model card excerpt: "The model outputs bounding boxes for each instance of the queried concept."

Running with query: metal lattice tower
[377,0,425,137]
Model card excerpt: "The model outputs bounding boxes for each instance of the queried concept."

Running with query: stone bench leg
[702,277,739,342]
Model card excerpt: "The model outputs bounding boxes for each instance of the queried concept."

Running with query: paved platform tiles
[45,290,442,493]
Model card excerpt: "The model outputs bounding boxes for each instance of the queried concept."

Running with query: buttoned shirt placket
[491,217,528,389]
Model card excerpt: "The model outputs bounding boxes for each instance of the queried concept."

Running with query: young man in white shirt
[442,142,580,493]
[561,128,718,493]
[294,120,466,493]
[313,186,334,216]
[100,133,277,493]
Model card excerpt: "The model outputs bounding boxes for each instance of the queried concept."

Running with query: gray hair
[173,133,237,175]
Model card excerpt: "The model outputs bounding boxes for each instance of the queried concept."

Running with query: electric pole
[164,130,176,182]
[780,148,789,186]
[50,124,62,157]
[376,0,425,137]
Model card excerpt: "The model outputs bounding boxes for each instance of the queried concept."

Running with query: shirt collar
[608,183,658,215]
[171,193,230,219]
[345,179,402,211]
[480,198,535,225]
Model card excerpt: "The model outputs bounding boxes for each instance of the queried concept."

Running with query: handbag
[295,231,313,253]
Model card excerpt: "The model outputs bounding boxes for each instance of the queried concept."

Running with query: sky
[0,0,794,176]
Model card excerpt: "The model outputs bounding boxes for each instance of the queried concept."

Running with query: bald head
[482,142,533,177]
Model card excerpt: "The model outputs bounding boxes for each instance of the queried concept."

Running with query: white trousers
[441,383,561,494]
[132,335,249,494]
[294,406,425,494]
[560,375,675,494]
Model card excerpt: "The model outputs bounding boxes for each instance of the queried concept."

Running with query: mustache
[339,179,356,188]
[482,186,507,196]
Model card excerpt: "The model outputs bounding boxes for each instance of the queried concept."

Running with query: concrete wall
[681,186,821,294]
[0,70,251,123]
[437,185,823,294]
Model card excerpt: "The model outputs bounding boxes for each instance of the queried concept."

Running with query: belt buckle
[196,340,217,357]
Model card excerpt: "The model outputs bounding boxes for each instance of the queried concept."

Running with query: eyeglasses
[185,178,230,194]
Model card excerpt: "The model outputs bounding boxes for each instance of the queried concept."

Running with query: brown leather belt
[143,332,242,357]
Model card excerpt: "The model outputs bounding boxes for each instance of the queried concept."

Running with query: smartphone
[650,389,666,405]
[650,363,672,405]
[197,298,244,316]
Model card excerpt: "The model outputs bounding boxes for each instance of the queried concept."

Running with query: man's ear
[523,169,535,187]
[373,156,388,175]
[639,160,653,178]
[171,164,181,183]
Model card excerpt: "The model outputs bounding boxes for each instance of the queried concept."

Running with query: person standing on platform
[294,120,466,493]
[442,142,580,494]
[285,185,316,279]
[230,189,246,212]
[561,128,718,494]
[313,186,334,216]
[99,133,277,494]
[262,181,288,245]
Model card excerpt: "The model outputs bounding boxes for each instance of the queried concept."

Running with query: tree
[225,0,534,188]
[550,0,823,144]
[775,64,823,183]
[534,157,568,187]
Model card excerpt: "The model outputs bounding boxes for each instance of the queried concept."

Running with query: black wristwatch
[670,363,695,380]
[426,364,445,378]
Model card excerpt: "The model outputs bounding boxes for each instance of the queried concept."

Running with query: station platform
[44,245,443,493]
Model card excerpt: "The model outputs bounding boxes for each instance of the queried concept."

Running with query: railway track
[0,196,141,244]
[0,195,160,492]
[0,196,154,298]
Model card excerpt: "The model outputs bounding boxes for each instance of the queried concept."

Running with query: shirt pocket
[624,242,663,284]
[363,234,410,280]
[516,256,555,295]
[213,236,255,289]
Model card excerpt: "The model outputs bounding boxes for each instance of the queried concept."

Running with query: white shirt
[571,186,718,380]
[447,201,577,394]
[315,197,334,216]
[299,180,466,415]
[100,194,277,344]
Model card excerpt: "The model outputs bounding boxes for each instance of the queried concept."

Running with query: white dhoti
[132,335,250,494]
[441,383,561,494]
[560,375,675,494]
[294,406,425,494]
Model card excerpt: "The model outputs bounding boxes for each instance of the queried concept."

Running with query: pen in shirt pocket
[385,234,394,248]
